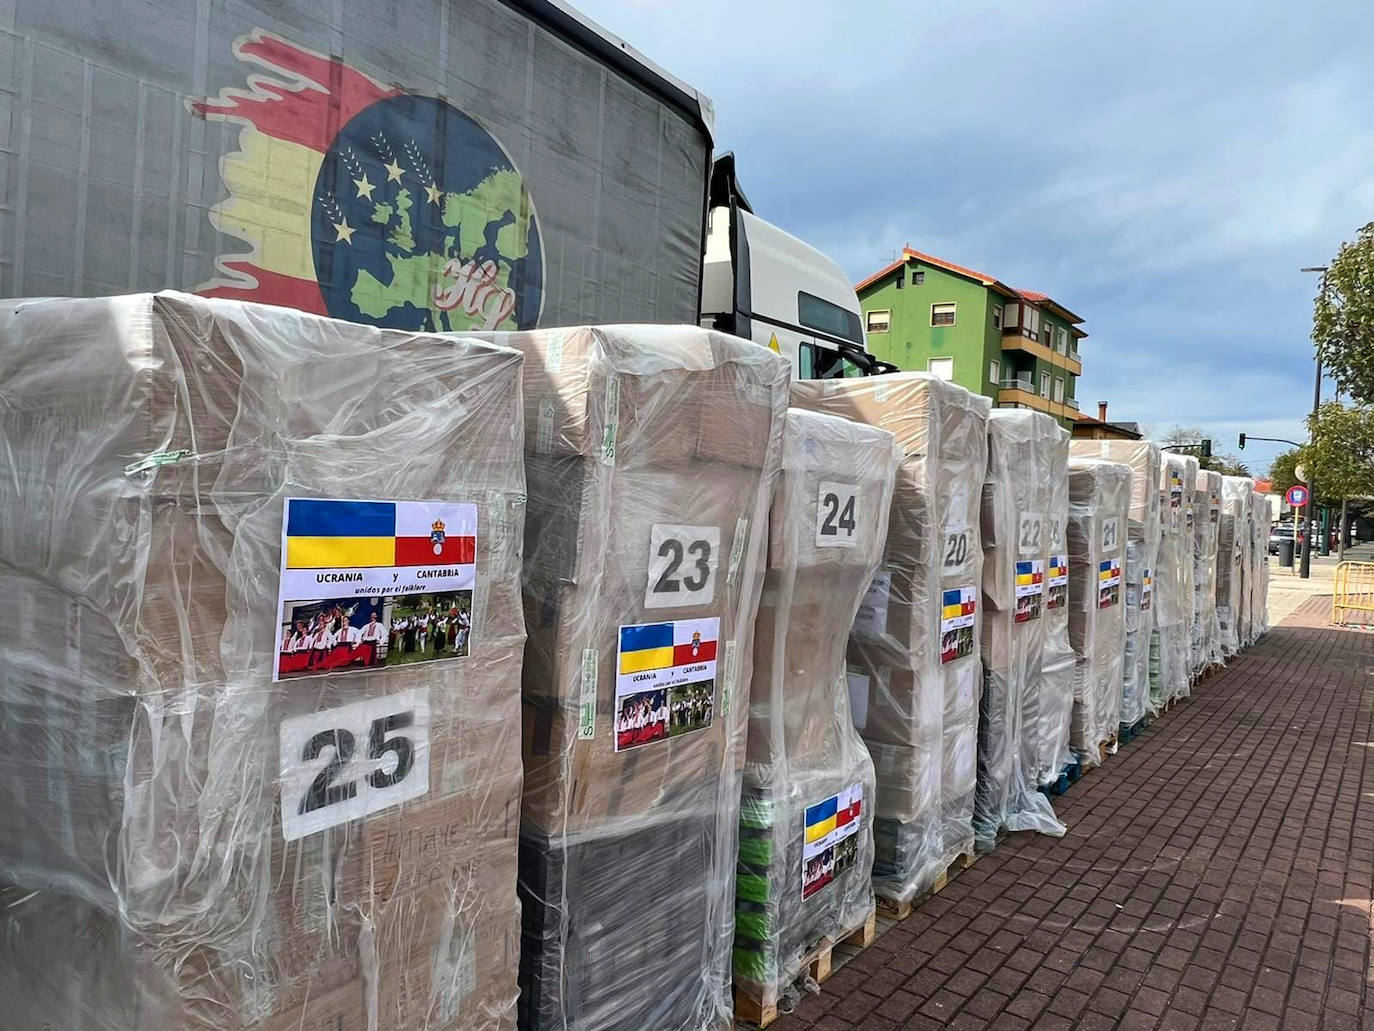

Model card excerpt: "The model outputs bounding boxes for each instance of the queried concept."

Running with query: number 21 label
[279,689,430,841]
[646,524,720,609]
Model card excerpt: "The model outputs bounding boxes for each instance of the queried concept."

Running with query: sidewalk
[770,595,1374,1031]
[1266,541,1374,625]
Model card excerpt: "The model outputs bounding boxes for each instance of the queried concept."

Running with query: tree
[1269,449,1302,495]
[1157,425,1248,475]
[1313,222,1374,403]
[1298,402,1374,557]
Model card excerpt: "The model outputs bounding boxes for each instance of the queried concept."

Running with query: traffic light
[1202,439,1212,458]
[1238,433,1246,450]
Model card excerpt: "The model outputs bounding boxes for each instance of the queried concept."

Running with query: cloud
[575,0,1373,475]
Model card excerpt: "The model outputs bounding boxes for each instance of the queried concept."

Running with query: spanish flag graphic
[190,30,543,332]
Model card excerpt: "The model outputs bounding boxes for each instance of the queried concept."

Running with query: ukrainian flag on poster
[617,623,677,675]
[1015,561,1043,587]
[804,795,838,844]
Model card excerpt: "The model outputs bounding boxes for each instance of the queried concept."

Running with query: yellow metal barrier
[1332,561,1374,626]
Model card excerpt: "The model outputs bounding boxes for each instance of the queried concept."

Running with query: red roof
[855,246,1083,324]
[1254,479,1273,493]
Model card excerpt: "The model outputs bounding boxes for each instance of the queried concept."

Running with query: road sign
[1285,484,1309,507]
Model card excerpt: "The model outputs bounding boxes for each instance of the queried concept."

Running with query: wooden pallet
[734,908,877,1028]
[874,844,978,921]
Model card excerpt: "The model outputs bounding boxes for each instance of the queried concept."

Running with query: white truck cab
[700,156,892,379]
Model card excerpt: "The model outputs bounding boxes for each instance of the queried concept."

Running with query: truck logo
[190,31,544,333]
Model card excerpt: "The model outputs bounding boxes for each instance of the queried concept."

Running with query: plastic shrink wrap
[1248,490,1270,644]
[733,408,898,1013]
[1069,441,1162,730]
[1034,430,1076,790]
[1191,472,1224,674]
[478,325,788,1031]
[1151,455,1198,707]
[1217,477,1251,657]
[974,411,1065,850]
[790,375,988,909]
[1066,459,1131,764]
[0,293,528,1031]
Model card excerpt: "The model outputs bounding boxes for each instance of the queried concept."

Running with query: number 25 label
[816,482,859,548]
[646,524,720,609]
[279,689,430,841]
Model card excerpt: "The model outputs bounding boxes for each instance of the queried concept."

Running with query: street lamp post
[1300,266,1329,579]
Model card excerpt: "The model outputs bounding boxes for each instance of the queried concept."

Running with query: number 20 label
[816,482,859,548]
[645,524,720,609]
[279,689,430,841]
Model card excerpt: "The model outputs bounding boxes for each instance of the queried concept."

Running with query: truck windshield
[797,291,863,345]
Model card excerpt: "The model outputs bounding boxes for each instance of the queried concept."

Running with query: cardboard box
[0,293,526,1029]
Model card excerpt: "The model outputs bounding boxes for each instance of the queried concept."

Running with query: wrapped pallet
[1066,458,1131,766]
[732,408,899,1022]
[1191,471,1224,676]
[0,293,528,1030]
[790,374,989,911]
[1069,440,1162,732]
[1217,477,1250,657]
[1249,490,1271,644]
[485,325,788,1031]
[975,411,1066,850]
[1151,454,1198,707]
[1034,429,1076,789]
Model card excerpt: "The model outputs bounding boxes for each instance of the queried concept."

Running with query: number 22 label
[645,524,720,609]
[279,689,431,841]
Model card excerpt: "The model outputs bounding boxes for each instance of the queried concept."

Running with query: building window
[992,305,1003,329]
[895,270,905,289]
[1053,377,1064,402]
[989,359,1000,385]
[931,302,956,327]
[1040,371,1050,397]
[1041,325,1051,347]
[929,357,954,381]
[912,268,925,285]
[866,309,891,334]
[1056,326,1068,354]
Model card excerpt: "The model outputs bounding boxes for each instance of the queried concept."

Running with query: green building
[855,247,1085,427]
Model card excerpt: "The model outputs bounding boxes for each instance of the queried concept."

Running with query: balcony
[1000,330,1083,375]
[997,379,1084,421]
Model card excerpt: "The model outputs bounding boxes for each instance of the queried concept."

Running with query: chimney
[1097,401,1108,422]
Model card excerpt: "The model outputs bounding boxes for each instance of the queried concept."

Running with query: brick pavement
[773,595,1374,1031]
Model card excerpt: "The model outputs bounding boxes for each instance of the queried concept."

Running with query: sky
[576,0,1374,478]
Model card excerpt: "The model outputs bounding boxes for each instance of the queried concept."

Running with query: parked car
[1268,523,1296,555]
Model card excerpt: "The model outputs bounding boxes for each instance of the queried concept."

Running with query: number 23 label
[646,524,720,609]
[279,689,430,841]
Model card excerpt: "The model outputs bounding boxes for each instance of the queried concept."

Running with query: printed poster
[1141,569,1154,611]
[1098,558,1122,609]
[802,783,863,900]
[274,498,476,682]
[615,617,718,751]
[1046,555,1068,610]
[940,586,978,664]
[1014,560,1045,623]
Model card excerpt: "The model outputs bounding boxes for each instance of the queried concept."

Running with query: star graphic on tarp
[425,183,443,205]
[353,174,375,200]
[384,159,404,182]
[333,218,355,244]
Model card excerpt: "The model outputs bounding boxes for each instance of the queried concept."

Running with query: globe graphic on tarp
[310,94,543,332]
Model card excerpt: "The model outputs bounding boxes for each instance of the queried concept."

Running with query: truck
[0,0,882,377]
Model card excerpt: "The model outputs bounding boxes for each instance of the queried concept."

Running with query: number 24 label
[646,524,720,609]
[816,482,859,548]
[279,689,430,842]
